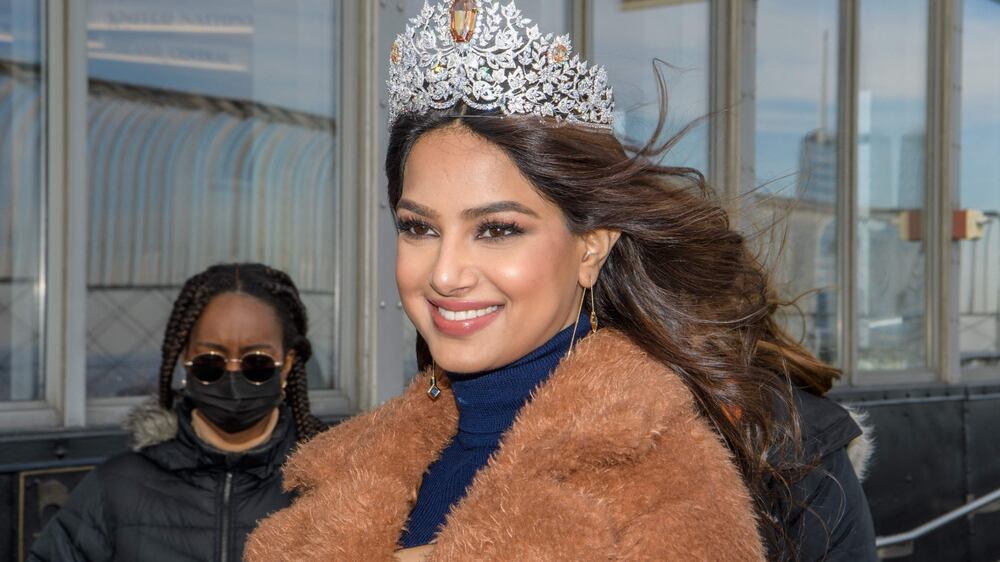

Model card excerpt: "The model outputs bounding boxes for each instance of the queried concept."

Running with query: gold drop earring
[567,285,590,357]
[589,286,598,334]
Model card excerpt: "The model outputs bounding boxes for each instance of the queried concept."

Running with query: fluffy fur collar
[246,330,765,561]
[122,398,178,451]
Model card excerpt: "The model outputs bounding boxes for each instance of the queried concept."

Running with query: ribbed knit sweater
[398,318,591,547]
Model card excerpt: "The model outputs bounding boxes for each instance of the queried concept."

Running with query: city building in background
[0,1,998,560]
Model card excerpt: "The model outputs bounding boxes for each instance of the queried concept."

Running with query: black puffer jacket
[28,400,298,562]
[772,388,878,561]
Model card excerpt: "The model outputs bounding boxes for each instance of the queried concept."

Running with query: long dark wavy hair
[386,84,840,557]
[157,263,326,441]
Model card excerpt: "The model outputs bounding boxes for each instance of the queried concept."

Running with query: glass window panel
[959,0,1000,372]
[856,0,927,370]
[754,0,840,365]
[85,1,342,398]
[590,0,709,170]
[0,0,45,402]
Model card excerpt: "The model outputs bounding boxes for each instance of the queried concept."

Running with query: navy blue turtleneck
[398,317,591,547]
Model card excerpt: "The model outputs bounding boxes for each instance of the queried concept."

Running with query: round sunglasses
[183,351,283,385]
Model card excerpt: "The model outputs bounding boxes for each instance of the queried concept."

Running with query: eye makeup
[476,220,525,240]
[396,217,437,238]
[395,215,528,241]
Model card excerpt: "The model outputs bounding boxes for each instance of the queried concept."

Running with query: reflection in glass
[856,0,927,370]
[590,0,709,170]
[0,0,44,402]
[959,0,1000,371]
[85,1,341,397]
[754,0,839,365]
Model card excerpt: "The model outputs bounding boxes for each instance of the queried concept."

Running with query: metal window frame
[366,0,413,410]
[578,0,976,387]
[3,1,374,430]
[571,0,590,57]
[0,0,77,430]
[80,2,362,424]
[847,0,968,386]
[7,0,994,431]
[62,0,88,427]
[927,0,963,385]
[951,0,1000,383]
[707,0,755,207]
[833,0,969,387]
[836,0,860,384]
[332,0,366,413]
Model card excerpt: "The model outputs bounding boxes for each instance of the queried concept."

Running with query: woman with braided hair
[29,263,325,562]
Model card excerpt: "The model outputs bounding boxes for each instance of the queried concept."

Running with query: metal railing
[875,486,1000,559]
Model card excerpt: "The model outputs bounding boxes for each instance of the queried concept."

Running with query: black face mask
[185,371,282,434]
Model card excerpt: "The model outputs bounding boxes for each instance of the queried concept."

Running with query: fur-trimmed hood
[246,330,766,561]
[122,398,179,451]
[786,385,875,482]
[844,407,875,481]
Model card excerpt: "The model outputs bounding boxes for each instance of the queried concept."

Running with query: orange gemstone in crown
[550,44,569,63]
[450,0,478,43]
[390,41,401,65]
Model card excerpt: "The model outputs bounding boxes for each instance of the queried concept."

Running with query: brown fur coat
[245,330,765,561]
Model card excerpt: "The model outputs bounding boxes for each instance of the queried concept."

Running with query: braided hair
[157,263,326,441]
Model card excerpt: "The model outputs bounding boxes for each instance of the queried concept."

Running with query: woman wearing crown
[245,1,877,560]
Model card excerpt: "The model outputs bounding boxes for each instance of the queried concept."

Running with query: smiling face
[395,126,590,374]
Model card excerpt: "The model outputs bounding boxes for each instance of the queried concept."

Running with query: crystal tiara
[387,0,615,130]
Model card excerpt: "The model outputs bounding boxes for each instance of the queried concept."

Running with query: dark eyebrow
[239,343,279,355]
[193,341,278,355]
[461,201,540,220]
[396,199,540,220]
[194,341,228,353]
[396,199,439,219]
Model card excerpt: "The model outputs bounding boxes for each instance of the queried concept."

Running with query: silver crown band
[387,0,615,130]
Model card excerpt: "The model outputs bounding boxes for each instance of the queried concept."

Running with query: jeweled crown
[387,0,615,130]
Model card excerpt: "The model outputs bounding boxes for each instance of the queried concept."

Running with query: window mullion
[836,0,860,383]
[926,0,963,383]
[41,0,65,426]
[708,0,754,210]
[369,2,409,408]
[61,0,88,427]
[571,0,589,59]
[334,0,363,412]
